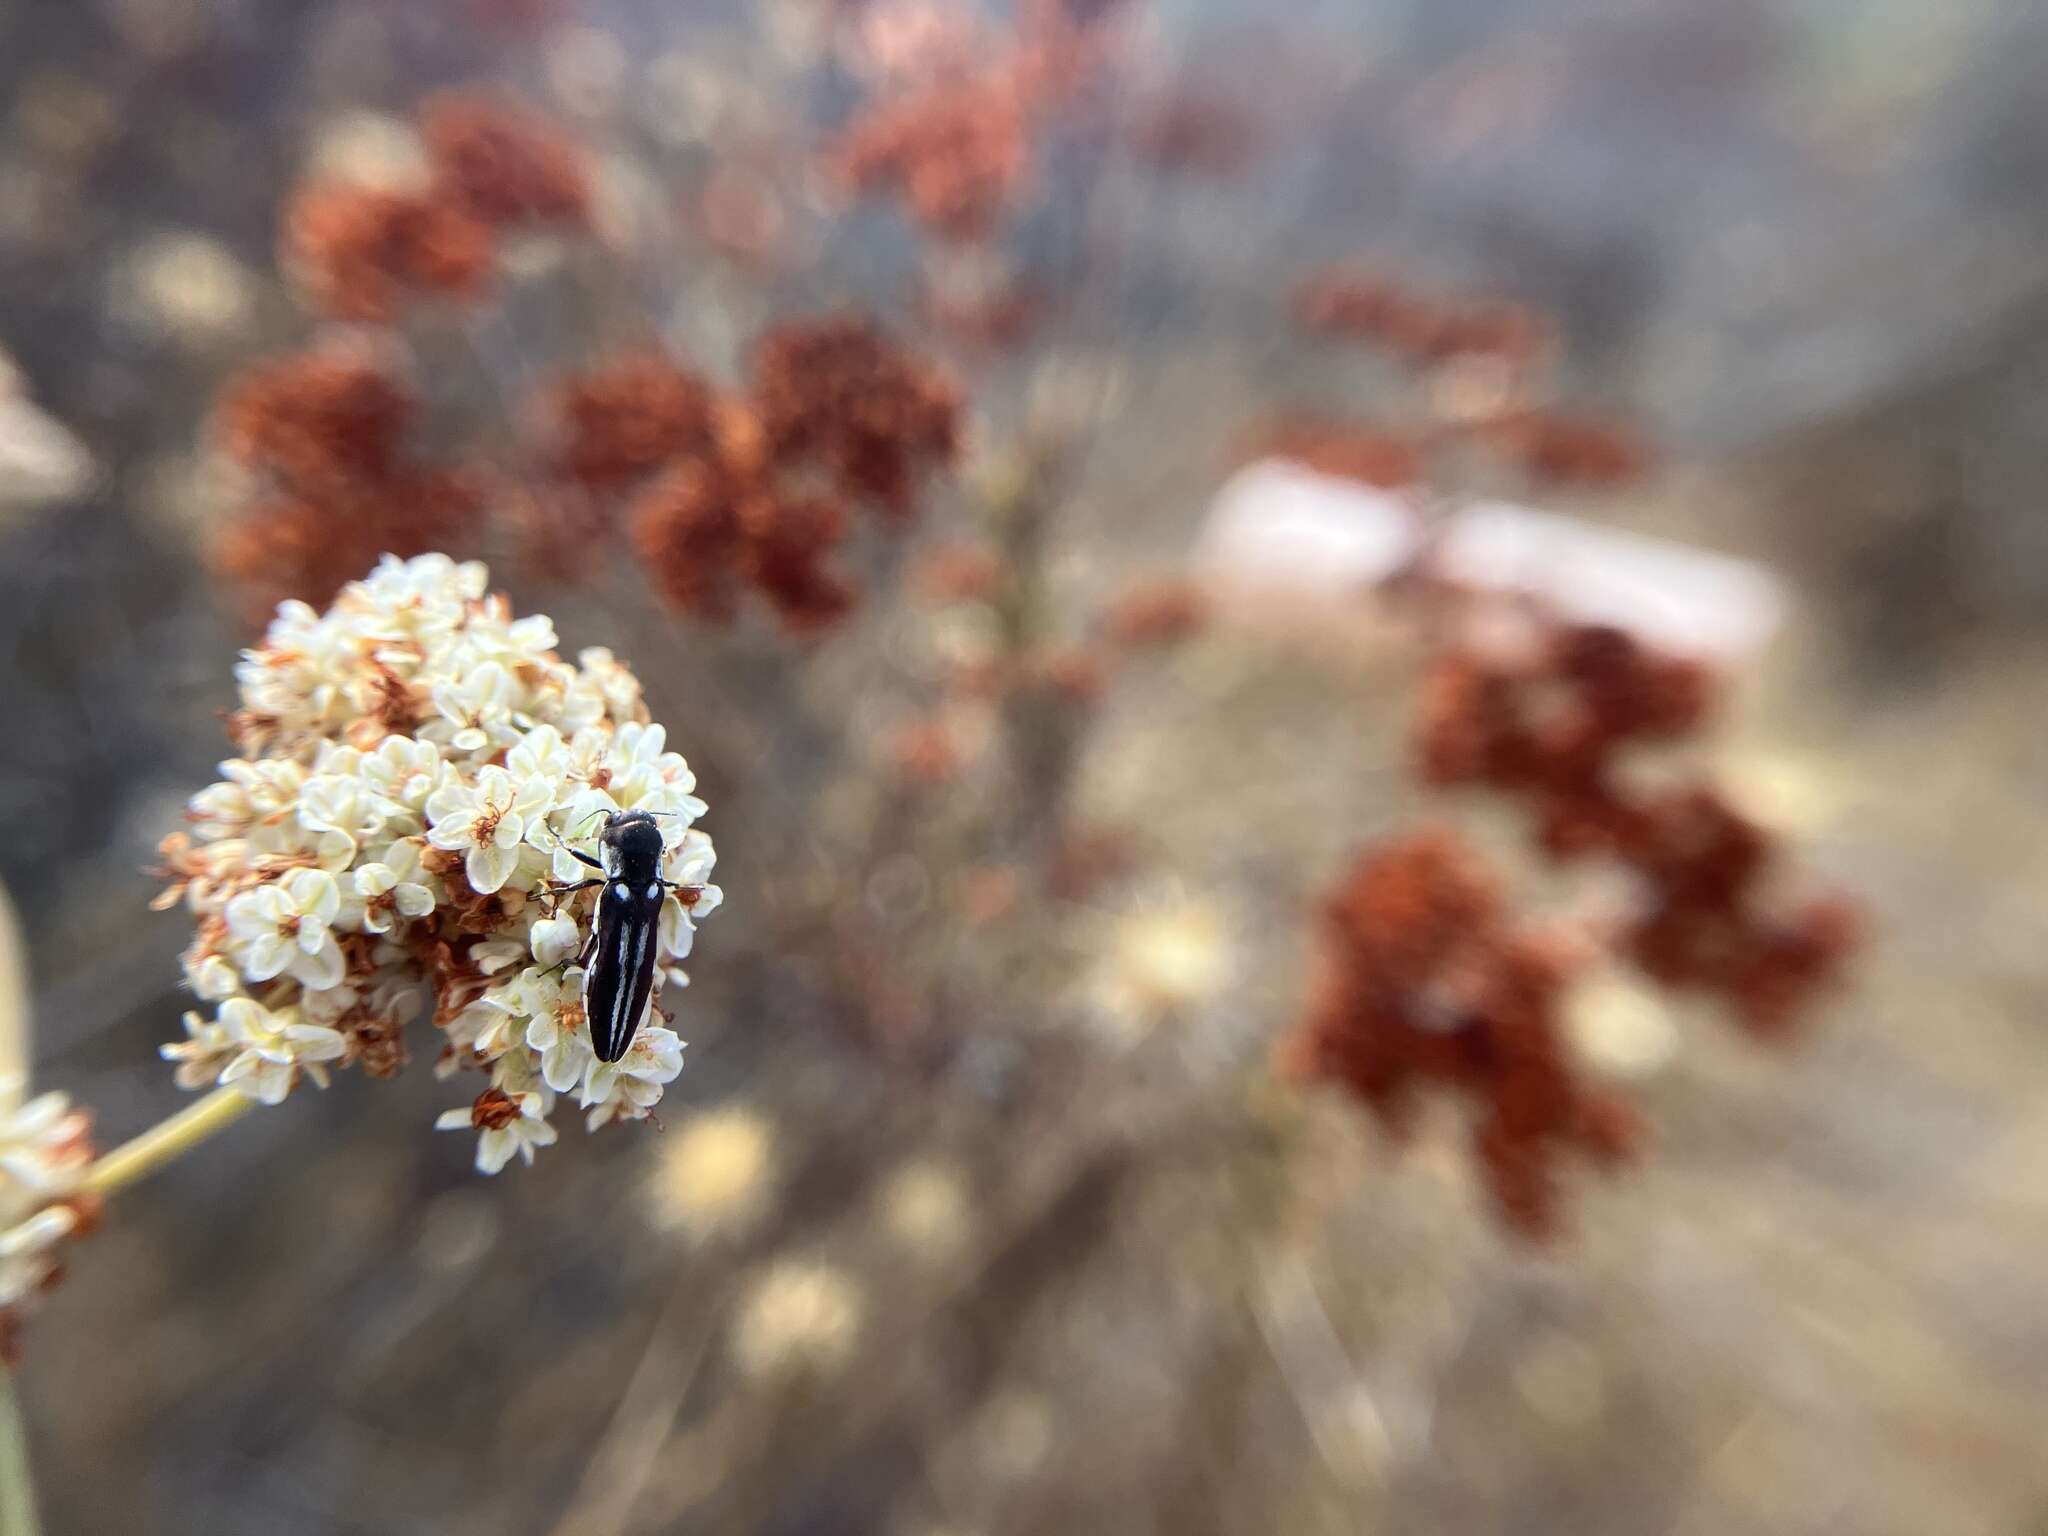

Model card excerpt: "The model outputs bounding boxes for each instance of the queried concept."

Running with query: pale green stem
[0,1369,40,1536]
[79,1087,255,1199]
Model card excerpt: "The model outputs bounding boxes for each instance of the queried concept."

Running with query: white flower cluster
[159,555,721,1172]
[0,1077,93,1323]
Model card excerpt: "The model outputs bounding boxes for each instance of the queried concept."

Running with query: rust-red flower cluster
[284,92,590,323]
[1247,415,1425,490]
[533,321,959,633]
[823,0,1124,243]
[209,349,479,615]
[418,90,594,230]
[751,317,963,520]
[1295,270,1550,368]
[1414,620,1860,1037]
[284,182,496,323]
[1289,268,1652,492]
[1282,827,1642,1238]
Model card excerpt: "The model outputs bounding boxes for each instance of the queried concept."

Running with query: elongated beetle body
[547,809,700,1062]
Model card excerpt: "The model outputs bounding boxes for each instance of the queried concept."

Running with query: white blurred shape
[1198,459,1783,658]
[0,352,92,512]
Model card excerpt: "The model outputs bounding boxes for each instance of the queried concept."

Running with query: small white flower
[0,1078,91,1208]
[580,1024,685,1130]
[183,951,243,1001]
[161,1010,237,1090]
[424,765,554,895]
[472,936,529,975]
[0,1205,82,1309]
[506,724,570,782]
[348,840,436,934]
[214,997,347,1105]
[436,1089,557,1174]
[223,868,346,989]
[464,979,530,1061]
[297,769,385,848]
[512,967,595,1093]
[431,659,516,753]
[529,914,583,968]
[357,735,441,815]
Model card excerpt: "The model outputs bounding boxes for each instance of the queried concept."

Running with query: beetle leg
[542,877,604,914]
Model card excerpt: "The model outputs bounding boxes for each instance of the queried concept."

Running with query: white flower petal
[467,842,519,895]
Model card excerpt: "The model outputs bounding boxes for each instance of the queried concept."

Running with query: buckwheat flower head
[0,1075,96,1354]
[159,554,720,1172]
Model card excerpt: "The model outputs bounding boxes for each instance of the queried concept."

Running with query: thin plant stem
[79,1087,254,1200]
[0,1369,40,1536]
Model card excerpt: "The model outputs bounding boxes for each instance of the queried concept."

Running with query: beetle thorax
[603,812,667,884]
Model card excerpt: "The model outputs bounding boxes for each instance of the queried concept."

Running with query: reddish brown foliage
[1129,91,1257,177]
[1250,416,1425,489]
[911,540,1005,603]
[919,278,1040,351]
[743,491,861,635]
[825,79,1032,242]
[213,348,415,491]
[498,482,617,586]
[209,347,481,612]
[211,470,482,618]
[1025,644,1108,705]
[699,163,789,269]
[626,434,858,636]
[1294,270,1549,368]
[532,351,720,492]
[1099,576,1210,650]
[283,181,495,322]
[885,717,962,784]
[1482,409,1652,489]
[751,317,961,518]
[1415,621,1712,839]
[1283,827,1644,1238]
[420,91,592,229]
[1414,620,1858,1036]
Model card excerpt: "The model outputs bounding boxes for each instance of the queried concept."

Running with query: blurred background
[2,0,2048,1531]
